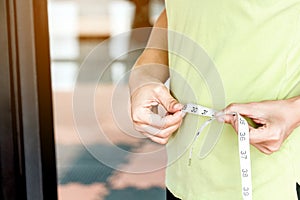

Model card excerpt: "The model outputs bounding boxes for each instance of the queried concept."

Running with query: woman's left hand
[217,97,300,154]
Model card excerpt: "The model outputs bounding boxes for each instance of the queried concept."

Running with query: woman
[129,1,300,199]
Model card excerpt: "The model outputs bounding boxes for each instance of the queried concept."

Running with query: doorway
[48,0,167,199]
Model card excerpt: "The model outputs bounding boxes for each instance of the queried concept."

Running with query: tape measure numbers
[182,103,253,200]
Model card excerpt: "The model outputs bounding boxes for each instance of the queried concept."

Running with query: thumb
[222,103,255,117]
[156,87,183,113]
[216,103,257,125]
[215,111,237,124]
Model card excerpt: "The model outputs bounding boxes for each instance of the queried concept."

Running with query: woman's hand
[130,82,184,144]
[218,97,300,154]
[129,9,184,144]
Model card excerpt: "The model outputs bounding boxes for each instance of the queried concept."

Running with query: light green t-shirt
[165,1,300,199]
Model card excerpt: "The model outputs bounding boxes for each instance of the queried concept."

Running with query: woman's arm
[129,9,184,144]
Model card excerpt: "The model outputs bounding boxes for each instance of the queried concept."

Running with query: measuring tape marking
[182,103,253,200]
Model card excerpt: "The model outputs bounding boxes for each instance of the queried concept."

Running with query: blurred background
[47,0,167,199]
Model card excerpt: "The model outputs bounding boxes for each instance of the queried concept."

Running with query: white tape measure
[182,103,253,200]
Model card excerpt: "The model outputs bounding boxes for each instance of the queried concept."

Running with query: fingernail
[216,115,225,123]
[215,111,224,117]
[175,111,185,117]
[173,103,183,110]
[150,101,159,106]
[214,111,225,122]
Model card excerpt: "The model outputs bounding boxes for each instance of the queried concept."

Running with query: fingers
[249,127,284,154]
[132,108,183,144]
[221,102,262,120]
[216,111,237,124]
[251,141,281,155]
[138,123,182,144]
[251,143,273,155]
[136,123,180,137]
[130,83,184,145]
[217,111,284,154]
[156,86,183,113]
[132,109,183,128]
[133,112,183,144]
[143,133,170,145]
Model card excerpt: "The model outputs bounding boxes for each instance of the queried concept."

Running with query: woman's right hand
[130,82,184,144]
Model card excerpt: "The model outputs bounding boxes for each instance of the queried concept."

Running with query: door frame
[0,0,57,199]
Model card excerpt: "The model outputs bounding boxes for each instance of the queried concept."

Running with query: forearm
[129,9,169,94]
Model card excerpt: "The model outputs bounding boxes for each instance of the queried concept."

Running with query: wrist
[287,96,300,129]
[129,64,169,95]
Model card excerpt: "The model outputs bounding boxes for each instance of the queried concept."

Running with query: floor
[53,79,167,200]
